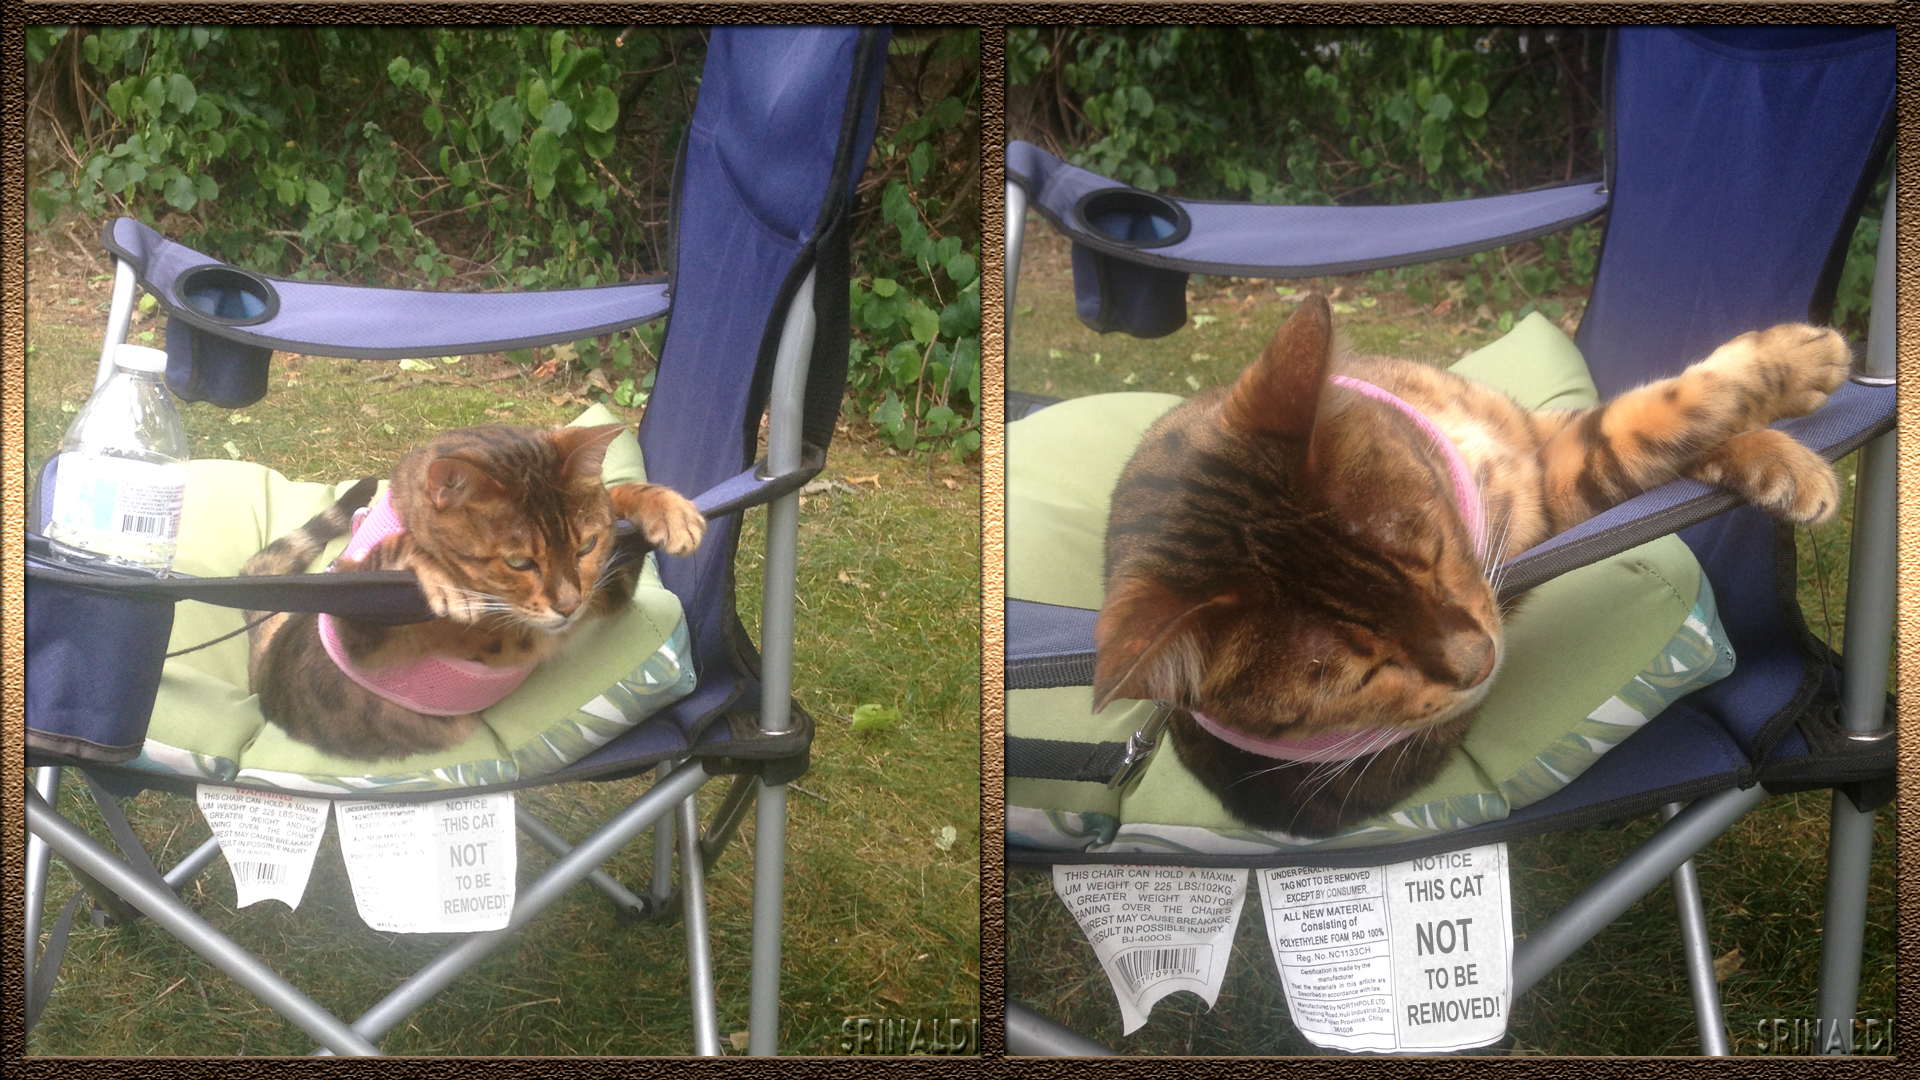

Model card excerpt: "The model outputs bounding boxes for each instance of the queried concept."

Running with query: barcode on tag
[229,861,289,886]
[1115,944,1206,994]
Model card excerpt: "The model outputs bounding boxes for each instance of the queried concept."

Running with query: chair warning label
[1256,843,1511,1053]
[195,785,331,911]
[1053,865,1248,1035]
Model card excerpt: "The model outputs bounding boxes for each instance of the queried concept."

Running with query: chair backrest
[636,26,887,739]
[1575,26,1893,760]
[1577,27,1894,395]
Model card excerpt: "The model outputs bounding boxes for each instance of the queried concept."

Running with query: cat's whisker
[1483,505,1517,590]
[1287,756,1365,835]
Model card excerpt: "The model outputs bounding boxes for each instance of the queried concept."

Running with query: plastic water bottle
[45,344,191,573]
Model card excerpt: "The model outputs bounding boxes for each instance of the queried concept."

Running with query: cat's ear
[1222,292,1333,439]
[551,423,628,483]
[1092,576,1236,712]
[426,457,512,510]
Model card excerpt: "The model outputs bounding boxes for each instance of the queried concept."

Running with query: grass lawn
[22,225,980,1055]
[1005,216,1895,1056]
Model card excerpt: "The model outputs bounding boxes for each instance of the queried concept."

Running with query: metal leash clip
[1107,701,1175,790]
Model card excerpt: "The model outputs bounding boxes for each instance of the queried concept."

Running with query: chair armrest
[687,444,827,520]
[1007,141,1610,279]
[105,217,671,361]
[1492,380,1894,600]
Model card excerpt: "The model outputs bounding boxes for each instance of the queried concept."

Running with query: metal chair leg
[744,267,815,1056]
[163,835,224,891]
[321,761,710,1052]
[1661,802,1730,1054]
[1513,784,1767,994]
[652,760,676,907]
[1006,179,1028,328]
[1006,1000,1117,1056]
[25,766,62,992]
[515,808,651,922]
[27,786,382,1056]
[680,791,723,1055]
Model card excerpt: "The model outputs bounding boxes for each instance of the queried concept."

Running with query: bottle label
[49,454,186,544]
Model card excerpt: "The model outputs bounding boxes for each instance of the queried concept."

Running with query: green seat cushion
[126,406,696,795]
[1006,313,1736,854]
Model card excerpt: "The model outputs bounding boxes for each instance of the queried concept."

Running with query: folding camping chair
[1002,26,1895,1054]
[24,25,888,1056]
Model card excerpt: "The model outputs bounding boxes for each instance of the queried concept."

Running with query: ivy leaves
[32,26,675,293]
[842,32,981,460]
[850,163,983,459]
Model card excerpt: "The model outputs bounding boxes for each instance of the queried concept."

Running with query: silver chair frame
[24,266,822,1056]
[1001,182,1896,1057]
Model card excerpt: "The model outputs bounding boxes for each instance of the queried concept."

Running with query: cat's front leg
[346,533,496,623]
[609,482,706,556]
[1536,323,1850,528]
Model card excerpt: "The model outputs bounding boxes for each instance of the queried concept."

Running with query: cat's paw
[1690,428,1841,524]
[1712,323,1852,421]
[612,483,706,557]
[417,575,495,622]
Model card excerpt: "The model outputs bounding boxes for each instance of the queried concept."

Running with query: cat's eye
[576,537,598,556]
[503,555,536,571]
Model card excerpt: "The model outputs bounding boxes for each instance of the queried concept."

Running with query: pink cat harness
[317,489,535,716]
[1183,377,1482,763]
[1329,374,1486,558]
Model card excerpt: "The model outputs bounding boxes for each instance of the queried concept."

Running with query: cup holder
[164,263,279,408]
[174,263,279,326]
[1073,188,1192,249]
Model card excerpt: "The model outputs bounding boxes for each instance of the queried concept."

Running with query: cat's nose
[1447,632,1496,689]
[551,583,582,616]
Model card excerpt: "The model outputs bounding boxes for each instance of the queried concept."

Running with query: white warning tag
[334,793,517,933]
[194,785,330,910]
[1256,843,1513,1053]
[1053,864,1248,1035]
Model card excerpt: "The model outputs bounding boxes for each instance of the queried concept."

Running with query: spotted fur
[243,424,705,762]
[1096,294,1849,836]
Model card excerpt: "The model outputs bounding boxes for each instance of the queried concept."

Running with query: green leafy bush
[1010,26,1886,336]
[1011,27,1604,206]
[847,30,981,459]
[26,24,982,458]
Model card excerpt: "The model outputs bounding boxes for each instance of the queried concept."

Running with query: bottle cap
[112,343,170,374]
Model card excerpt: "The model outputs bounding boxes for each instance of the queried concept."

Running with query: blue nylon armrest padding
[1006,600,1097,691]
[106,217,672,360]
[694,468,776,517]
[1008,140,1611,279]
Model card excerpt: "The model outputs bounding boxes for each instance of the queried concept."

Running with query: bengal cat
[243,424,704,761]
[1095,294,1848,836]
